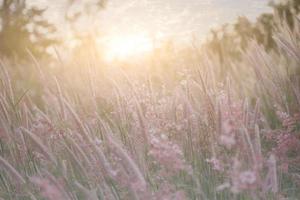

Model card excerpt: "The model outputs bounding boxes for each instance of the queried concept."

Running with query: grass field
[0,6,300,200]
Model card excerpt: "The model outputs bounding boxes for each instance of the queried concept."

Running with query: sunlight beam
[100,33,153,61]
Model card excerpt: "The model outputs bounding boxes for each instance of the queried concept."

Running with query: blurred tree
[0,0,58,60]
[63,0,107,63]
[206,0,300,61]
[253,13,275,50]
[234,16,253,49]
[65,0,106,23]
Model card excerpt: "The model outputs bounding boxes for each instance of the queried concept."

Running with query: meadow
[1,2,300,200]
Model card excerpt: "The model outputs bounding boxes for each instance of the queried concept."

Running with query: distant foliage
[206,0,300,62]
[0,0,58,60]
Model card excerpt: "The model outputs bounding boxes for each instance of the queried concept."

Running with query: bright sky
[30,0,271,40]
[101,0,271,40]
[29,0,272,60]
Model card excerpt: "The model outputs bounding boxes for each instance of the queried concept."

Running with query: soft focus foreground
[1,7,300,200]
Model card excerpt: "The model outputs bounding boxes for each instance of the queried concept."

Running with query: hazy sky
[30,0,272,41]
[100,0,271,39]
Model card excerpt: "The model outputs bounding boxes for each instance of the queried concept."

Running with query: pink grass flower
[30,176,66,200]
[219,134,236,149]
[149,134,190,174]
[206,157,224,171]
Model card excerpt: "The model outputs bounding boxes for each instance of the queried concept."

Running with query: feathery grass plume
[290,79,300,106]
[0,60,15,104]
[274,29,300,64]
[133,96,149,143]
[26,49,46,82]
[32,106,52,127]
[110,77,149,144]
[263,154,278,194]
[254,125,263,170]
[91,141,116,181]
[74,181,99,200]
[28,192,38,200]
[65,112,118,180]
[64,131,92,168]
[101,118,143,174]
[21,127,57,166]
[0,94,11,124]
[53,77,66,120]
[62,97,91,141]
[30,176,67,200]
[100,120,148,196]
[0,155,26,185]
[42,169,72,199]
[22,103,31,129]
[61,141,89,178]
[242,126,257,165]
[0,120,10,141]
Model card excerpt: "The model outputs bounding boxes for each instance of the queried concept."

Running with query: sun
[101,33,153,61]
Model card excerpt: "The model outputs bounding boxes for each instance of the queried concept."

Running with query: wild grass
[0,14,300,200]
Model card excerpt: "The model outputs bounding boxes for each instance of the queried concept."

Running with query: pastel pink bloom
[239,170,256,185]
[219,134,236,148]
[0,128,8,141]
[276,111,289,122]
[154,183,187,200]
[231,170,257,193]
[206,157,224,171]
[30,177,66,200]
[149,134,190,174]
[222,120,234,135]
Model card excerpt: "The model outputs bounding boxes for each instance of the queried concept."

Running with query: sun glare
[102,33,153,61]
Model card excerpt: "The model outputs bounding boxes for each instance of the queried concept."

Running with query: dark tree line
[205,0,300,62]
[0,0,58,60]
[0,0,106,61]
